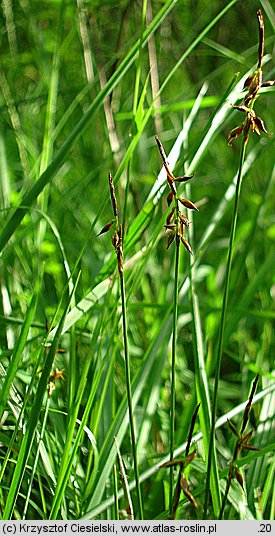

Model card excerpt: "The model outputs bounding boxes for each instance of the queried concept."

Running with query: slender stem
[169,234,180,514]
[113,464,120,520]
[219,463,234,519]
[119,273,144,520]
[204,139,247,516]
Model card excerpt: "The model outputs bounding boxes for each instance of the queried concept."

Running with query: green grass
[0,0,274,521]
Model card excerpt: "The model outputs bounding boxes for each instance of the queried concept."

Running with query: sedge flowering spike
[155,136,198,254]
[160,404,200,518]
[219,375,260,518]
[228,10,274,146]
[97,173,124,274]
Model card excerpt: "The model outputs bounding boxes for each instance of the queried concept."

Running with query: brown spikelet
[166,209,175,225]
[262,80,275,87]
[155,136,198,257]
[109,172,118,217]
[243,74,255,89]
[253,115,268,135]
[173,173,195,183]
[180,475,199,509]
[241,374,259,433]
[167,191,175,206]
[167,232,176,249]
[179,198,199,211]
[228,10,274,146]
[227,419,239,438]
[97,221,114,236]
[164,223,177,231]
[228,125,244,146]
[179,213,190,227]
[235,468,245,493]
[181,236,193,255]
[257,9,264,69]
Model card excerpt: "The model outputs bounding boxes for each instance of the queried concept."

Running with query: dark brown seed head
[228,125,244,146]
[109,172,118,217]
[166,208,175,225]
[181,236,193,255]
[243,73,256,89]
[179,213,190,227]
[235,468,245,492]
[228,419,239,438]
[167,232,176,249]
[179,198,199,211]
[112,232,119,250]
[257,9,264,69]
[173,173,195,183]
[254,115,268,135]
[241,374,259,433]
[97,221,114,236]
[167,191,175,206]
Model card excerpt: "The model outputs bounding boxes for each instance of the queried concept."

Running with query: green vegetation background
[0,0,274,521]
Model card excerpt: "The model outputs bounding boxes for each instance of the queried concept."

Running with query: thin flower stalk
[97,174,143,519]
[204,10,272,516]
[156,136,198,514]
[160,403,200,519]
[219,375,259,519]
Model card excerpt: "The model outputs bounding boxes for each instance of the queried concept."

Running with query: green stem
[219,463,234,519]
[119,273,144,520]
[204,139,247,517]
[169,234,180,514]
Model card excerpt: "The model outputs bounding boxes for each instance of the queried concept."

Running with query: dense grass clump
[0,0,274,521]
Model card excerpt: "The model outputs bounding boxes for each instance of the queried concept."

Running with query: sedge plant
[155,136,199,515]
[97,173,143,519]
[160,403,200,519]
[204,9,275,516]
[219,374,259,519]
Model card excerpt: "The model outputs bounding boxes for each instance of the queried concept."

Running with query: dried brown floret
[97,221,114,236]
[167,191,175,206]
[181,236,193,255]
[179,198,199,211]
[167,232,176,249]
[166,208,175,225]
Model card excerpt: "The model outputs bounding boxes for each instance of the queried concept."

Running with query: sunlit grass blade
[2,273,80,520]
[0,273,42,423]
[84,312,171,515]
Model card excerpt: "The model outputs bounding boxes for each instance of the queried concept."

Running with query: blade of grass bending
[2,273,80,520]
[49,301,117,518]
[0,0,176,254]
[204,139,247,516]
[0,273,42,423]
[49,356,105,519]
[49,288,112,519]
